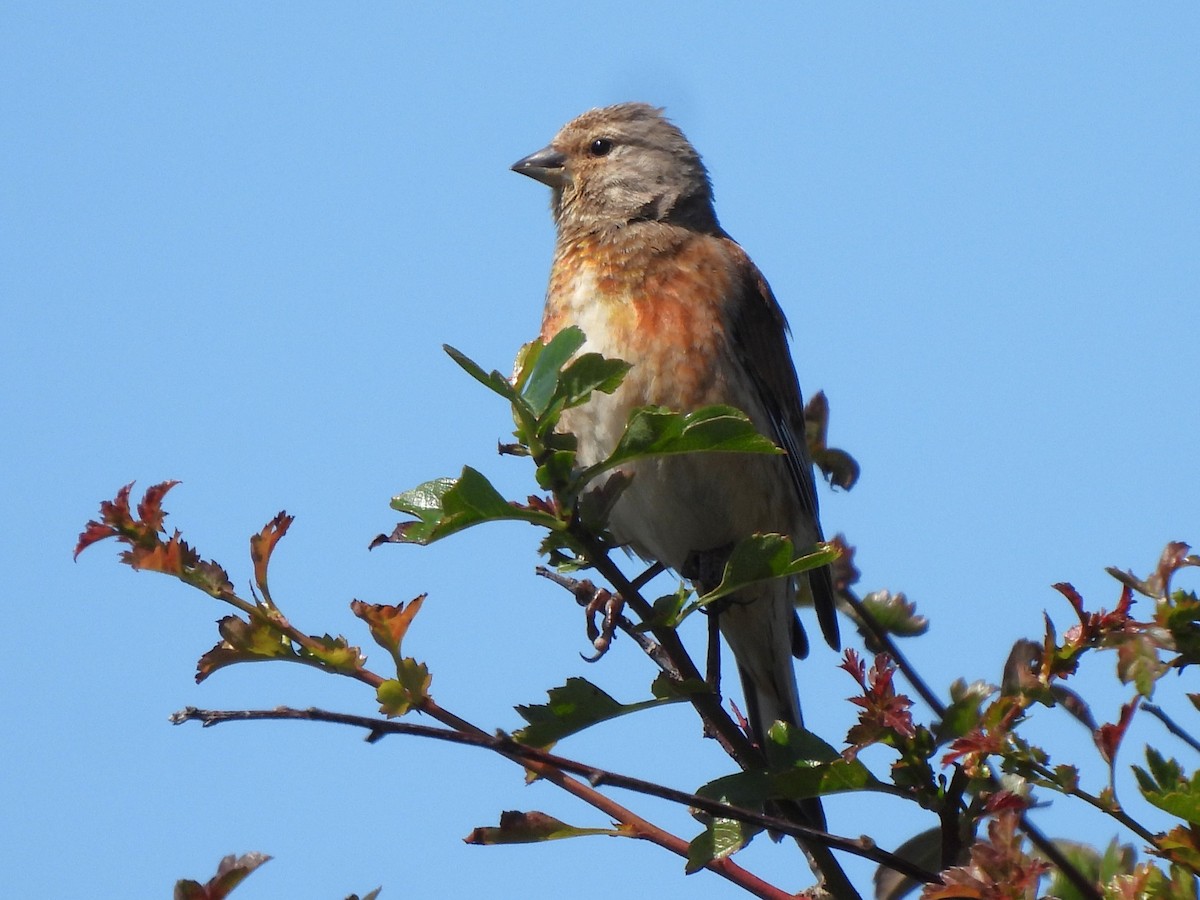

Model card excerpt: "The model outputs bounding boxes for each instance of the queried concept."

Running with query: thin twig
[1145,703,1200,754]
[172,704,941,887]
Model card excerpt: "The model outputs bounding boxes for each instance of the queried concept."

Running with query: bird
[511,103,839,780]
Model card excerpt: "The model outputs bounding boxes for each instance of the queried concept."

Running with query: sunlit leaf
[684,535,838,618]
[685,817,756,874]
[514,677,680,749]
[580,405,782,485]
[351,595,426,665]
[249,512,292,608]
[520,325,585,414]
[1134,747,1200,825]
[376,658,432,718]
[464,810,622,845]
[196,615,296,682]
[383,466,560,546]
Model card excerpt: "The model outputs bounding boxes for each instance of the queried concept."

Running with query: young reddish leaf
[299,634,365,674]
[249,512,293,608]
[1053,582,1087,622]
[136,480,180,533]
[351,595,426,664]
[921,811,1047,900]
[196,615,297,682]
[376,658,432,717]
[173,852,271,900]
[1094,699,1139,767]
[464,810,622,845]
[75,481,181,559]
[842,649,916,749]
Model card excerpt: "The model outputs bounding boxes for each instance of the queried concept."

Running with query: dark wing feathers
[725,247,840,652]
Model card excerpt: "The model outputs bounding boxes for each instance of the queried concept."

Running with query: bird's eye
[589,138,613,157]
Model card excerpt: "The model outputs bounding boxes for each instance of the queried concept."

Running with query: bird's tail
[719,576,828,831]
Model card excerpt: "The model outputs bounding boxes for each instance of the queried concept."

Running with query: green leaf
[195,615,297,683]
[299,634,365,674]
[1133,747,1200,824]
[936,679,995,742]
[464,810,623,845]
[685,817,757,874]
[388,467,560,544]
[580,405,782,486]
[521,326,586,415]
[859,590,929,638]
[513,677,681,749]
[377,658,432,717]
[554,352,631,411]
[682,535,839,619]
[444,343,521,404]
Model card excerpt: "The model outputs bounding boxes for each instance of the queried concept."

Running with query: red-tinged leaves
[75,481,179,559]
[842,649,915,750]
[351,595,426,666]
[76,482,234,598]
[250,512,293,608]
[1095,699,1139,767]
[921,811,1048,900]
[463,810,623,845]
[376,658,431,717]
[1153,825,1200,872]
[1053,582,1087,622]
[173,852,271,900]
[196,615,297,682]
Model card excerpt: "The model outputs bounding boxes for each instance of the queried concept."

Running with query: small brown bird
[512,103,838,761]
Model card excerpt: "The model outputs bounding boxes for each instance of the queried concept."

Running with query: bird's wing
[722,238,840,652]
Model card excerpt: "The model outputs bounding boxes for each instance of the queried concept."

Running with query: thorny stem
[1026,760,1158,844]
[172,705,940,888]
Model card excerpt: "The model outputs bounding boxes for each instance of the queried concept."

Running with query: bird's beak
[511,145,567,188]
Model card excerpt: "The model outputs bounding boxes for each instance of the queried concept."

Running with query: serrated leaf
[376,658,432,717]
[1135,747,1200,824]
[553,352,631,411]
[196,615,296,683]
[771,758,874,801]
[464,810,621,845]
[351,595,425,665]
[580,405,782,487]
[249,512,292,609]
[387,467,560,545]
[513,676,680,748]
[858,590,929,638]
[299,634,365,674]
[684,535,839,618]
[520,326,586,415]
[685,817,757,874]
[444,343,522,404]
[937,679,996,741]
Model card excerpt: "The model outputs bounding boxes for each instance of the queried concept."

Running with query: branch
[1145,703,1200,755]
[172,705,941,887]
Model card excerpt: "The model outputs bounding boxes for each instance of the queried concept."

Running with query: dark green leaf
[521,326,586,415]
[685,817,757,874]
[389,467,560,544]
[581,405,782,486]
[554,352,631,411]
[682,535,839,619]
[513,677,680,748]
[444,344,521,404]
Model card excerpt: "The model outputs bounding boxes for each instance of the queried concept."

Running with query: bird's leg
[682,544,735,698]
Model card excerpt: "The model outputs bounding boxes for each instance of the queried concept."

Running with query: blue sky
[3,4,1198,897]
